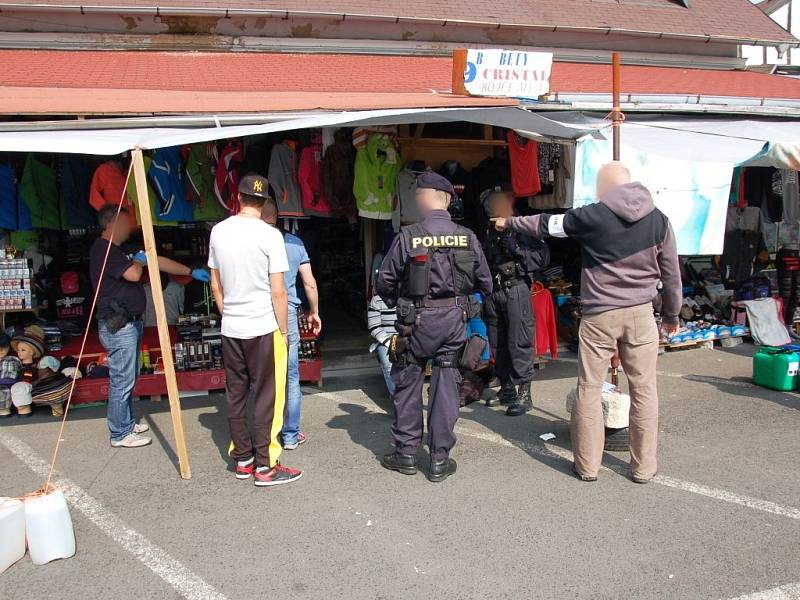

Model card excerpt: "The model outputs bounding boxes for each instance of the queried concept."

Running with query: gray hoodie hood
[600,182,655,224]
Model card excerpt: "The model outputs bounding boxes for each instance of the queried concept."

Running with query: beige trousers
[573,303,660,478]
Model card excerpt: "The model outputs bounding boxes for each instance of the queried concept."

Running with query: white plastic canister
[24,489,76,565]
[0,497,26,573]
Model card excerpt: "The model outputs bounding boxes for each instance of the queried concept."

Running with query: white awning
[0,107,600,155]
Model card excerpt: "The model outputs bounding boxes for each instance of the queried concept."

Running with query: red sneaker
[254,464,303,487]
[234,461,255,480]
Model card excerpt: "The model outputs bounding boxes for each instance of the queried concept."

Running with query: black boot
[506,382,533,416]
[380,451,417,475]
[497,380,518,406]
[427,458,457,482]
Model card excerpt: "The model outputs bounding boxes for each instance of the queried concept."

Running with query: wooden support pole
[452,49,468,96]
[131,148,192,480]
[612,52,622,161]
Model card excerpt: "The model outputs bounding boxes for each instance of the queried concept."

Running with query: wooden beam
[397,137,507,147]
[452,49,468,96]
[131,148,192,480]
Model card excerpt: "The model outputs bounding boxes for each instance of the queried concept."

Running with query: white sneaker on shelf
[111,433,152,448]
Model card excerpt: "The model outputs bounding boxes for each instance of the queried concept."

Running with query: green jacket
[20,155,60,230]
[353,133,401,220]
[186,143,226,222]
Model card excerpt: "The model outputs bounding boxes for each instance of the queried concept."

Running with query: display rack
[297,308,323,387]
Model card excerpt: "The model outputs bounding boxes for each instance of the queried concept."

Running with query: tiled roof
[2,50,800,115]
[0,0,796,44]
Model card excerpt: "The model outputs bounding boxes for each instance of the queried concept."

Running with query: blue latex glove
[191,268,211,283]
[132,251,148,265]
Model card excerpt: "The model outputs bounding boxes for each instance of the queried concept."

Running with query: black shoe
[497,381,518,406]
[427,458,457,483]
[506,382,533,416]
[380,452,417,475]
[572,463,597,482]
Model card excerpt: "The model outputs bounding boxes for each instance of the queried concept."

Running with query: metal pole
[612,52,622,161]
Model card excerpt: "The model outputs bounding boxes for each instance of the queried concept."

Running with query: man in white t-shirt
[208,174,302,487]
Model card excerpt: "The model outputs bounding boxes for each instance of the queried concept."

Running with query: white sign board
[464,49,553,98]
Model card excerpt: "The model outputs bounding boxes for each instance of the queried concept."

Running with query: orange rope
[42,160,135,494]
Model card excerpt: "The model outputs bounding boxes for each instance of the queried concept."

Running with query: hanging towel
[740,298,791,346]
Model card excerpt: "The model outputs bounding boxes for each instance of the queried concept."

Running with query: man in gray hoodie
[492,162,681,484]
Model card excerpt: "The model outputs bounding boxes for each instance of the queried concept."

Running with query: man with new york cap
[208,173,302,487]
[376,171,492,482]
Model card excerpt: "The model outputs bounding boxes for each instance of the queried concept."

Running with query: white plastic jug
[24,489,76,565]
[0,498,26,573]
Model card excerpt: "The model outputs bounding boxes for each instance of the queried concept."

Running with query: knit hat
[11,325,46,359]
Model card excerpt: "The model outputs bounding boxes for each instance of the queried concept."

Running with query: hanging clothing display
[184,143,226,222]
[126,155,176,227]
[149,146,193,222]
[353,133,401,220]
[537,143,560,195]
[506,131,541,197]
[213,139,243,215]
[0,164,18,230]
[783,170,799,225]
[298,133,332,217]
[59,156,97,228]
[352,125,397,150]
[19,155,61,230]
[321,128,357,220]
[392,163,427,231]
[531,282,558,359]
[268,141,304,218]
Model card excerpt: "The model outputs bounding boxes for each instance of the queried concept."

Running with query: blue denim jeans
[375,343,395,396]
[98,319,143,442]
[281,309,302,445]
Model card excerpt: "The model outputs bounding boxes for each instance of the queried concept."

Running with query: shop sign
[464,49,553,98]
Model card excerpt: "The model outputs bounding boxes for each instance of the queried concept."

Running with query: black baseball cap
[416,171,455,197]
[238,174,271,199]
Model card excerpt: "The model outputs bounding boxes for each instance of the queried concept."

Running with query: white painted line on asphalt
[0,430,228,600]
[310,389,800,522]
[726,581,800,600]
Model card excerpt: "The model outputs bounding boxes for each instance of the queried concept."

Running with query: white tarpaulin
[0,107,598,155]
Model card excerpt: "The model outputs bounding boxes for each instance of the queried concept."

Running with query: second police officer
[482,187,550,416]
[376,172,492,483]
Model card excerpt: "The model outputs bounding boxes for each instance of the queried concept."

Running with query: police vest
[401,223,477,299]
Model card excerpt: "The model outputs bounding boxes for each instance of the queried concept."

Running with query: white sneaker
[111,433,152,448]
[133,422,150,434]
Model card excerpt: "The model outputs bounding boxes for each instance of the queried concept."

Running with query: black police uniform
[376,173,492,482]
[483,224,550,415]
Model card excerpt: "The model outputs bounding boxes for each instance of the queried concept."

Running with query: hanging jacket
[531,282,558,359]
[185,143,226,222]
[321,128,356,219]
[149,146,193,222]
[213,139,243,215]
[89,161,129,211]
[393,166,425,231]
[127,156,177,227]
[298,134,332,217]
[353,133,401,220]
[20,155,61,229]
[0,164,18,230]
[506,131,541,197]
[59,156,97,227]
[268,141,304,218]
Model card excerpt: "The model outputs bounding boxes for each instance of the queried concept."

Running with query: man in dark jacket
[492,162,681,484]
[482,188,550,416]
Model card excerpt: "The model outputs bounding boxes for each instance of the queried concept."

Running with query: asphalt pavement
[1,343,799,600]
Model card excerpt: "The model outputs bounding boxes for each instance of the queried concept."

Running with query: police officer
[482,187,550,416]
[377,172,492,483]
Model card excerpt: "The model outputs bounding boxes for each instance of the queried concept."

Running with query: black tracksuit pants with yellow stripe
[222,330,287,469]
